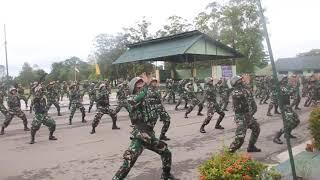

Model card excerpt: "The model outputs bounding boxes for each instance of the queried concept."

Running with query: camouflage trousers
[163,90,175,103]
[156,106,171,136]
[267,94,279,113]
[0,103,8,116]
[175,93,188,109]
[92,106,117,128]
[88,95,96,112]
[185,98,203,115]
[69,102,85,120]
[219,93,229,110]
[259,90,270,104]
[112,128,172,179]
[31,113,56,132]
[229,113,260,151]
[46,100,61,113]
[60,90,69,100]
[291,93,301,108]
[280,106,300,135]
[115,99,130,114]
[2,108,28,128]
[202,101,224,126]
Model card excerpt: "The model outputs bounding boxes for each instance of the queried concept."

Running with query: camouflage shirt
[96,89,110,107]
[7,94,21,110]
[231,85,250,114]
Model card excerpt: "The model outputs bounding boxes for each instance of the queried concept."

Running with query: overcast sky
[0,0,319,76]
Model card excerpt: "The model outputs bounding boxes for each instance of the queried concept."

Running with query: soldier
[15,83,28,108]
[115,81,130,114]
[266,79,281,116]
[82,80,90,97]
[0,88,30,135]
[218,79,230,111]
[194,77,204,94]
[290,75,301,110]
[88,82,97,113]
[228,76,261,153]
[90,84,119,134]
[175,79,189,110]
[162,78,171,102]
[69,83,86,125]
[29,82,38,113]
[273,75,300,144]
[304,77,318,107]
[61,81,69,101]
[29,85,58,144]
[112,75,174,180]
[259,76,271,104]
[184,82,204,118]
[46,81,62,116]
[200,77,225,133]
[148,78,171,141]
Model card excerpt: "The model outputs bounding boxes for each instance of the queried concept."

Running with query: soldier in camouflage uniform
[115,81,130,114]
[273,75,300,144]
[46,81,62,116]
[194,77,204,94]
[69,83,86,125]
[259,77,271,104]
[90,84,119,134]
[175,79,189,110]
[29,85,58,144]
[0,88,30,135]
[304,77,318,107]
[228,76,261,153]
[0,84,8,116]
[88,83,97,113]
[60,81,69,101]
[266,78,281,116]
[29,82,38,113]
[184,82,204,118]
[218,79,230,111]
[112,76,174,180]
[148,78,171,141]
[290,75,301,110]
[162,79,176,103]
[200,77,225,133]
[15,84,28,108]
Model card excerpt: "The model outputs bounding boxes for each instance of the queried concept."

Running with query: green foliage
[309,106,320,150]
[198,149,281,180]
[14,62,48,87]
[297,49,320,57]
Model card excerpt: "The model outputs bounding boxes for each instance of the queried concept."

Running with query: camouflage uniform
[17,84,28,108]
[46,82,62,116]
[0,88,30,135]
[30,86,57,144]
[115,82,130,114]
[175,79,189,110]
[259,77,271,104]
[162,79,176,103]
[60,81,69,101]
[90,84,119,134]
[273,76,300,144]
[304,79,318,107]
[69,84,86,125]
[229,76,261,153]
[88,83,97,113]
[29,82,38,113]
[184,83,203,118]
[218,80,230,111]
[194,78,204,94]
[200,78,225,133]
[112,77,174,180]
[290,79,301,110]
[267,80,281,116]
[147,78,171,141]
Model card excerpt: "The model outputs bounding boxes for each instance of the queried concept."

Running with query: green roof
[113,30,244,64]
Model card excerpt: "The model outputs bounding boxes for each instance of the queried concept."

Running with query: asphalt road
[0,95,313,180]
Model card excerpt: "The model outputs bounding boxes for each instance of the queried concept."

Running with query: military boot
[0,126,5,135]
[57,110,62,116]
[82,114,87,123]
[273,130,284,144]
[160,133,170,141]
[161,168,175,180]
[267,106,272,116]
[29,130,36,144]
[49,131,58,141]
[24,125,30,131]
[200,124,206,133]
[215,116,224,129]
[90,126,96,134]
[112,117,120,130]
[247,144,261,152]
[274,108,281,114]
[88,106,92,113]
[69,118,72,125]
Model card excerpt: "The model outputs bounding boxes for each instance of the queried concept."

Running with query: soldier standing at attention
[88,82,97,113]
[112,75,174,180]
[69,83,86,125]
[46,81,62,116]
[114,81,130,114]
[184,82,204,118]
[0,88,30,135]
[148,77,171,141]
[273,75,300,144]
[29,85,57,144]
[228,76,261,153]
[200,77,225,133]
[90,84,119,134]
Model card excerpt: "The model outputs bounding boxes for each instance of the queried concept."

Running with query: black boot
[112,117,120,130]
[29,130,36,144]
[112,124,120,130]
[247,144,261,152]
[273,130,284,144]
[69,118,72,125]
[24,124,30,131]
[161,168,175,180]
[90,126,96,134]
[184,113,188,118]
[215,116,224,130]
[49,131,58,141]
[160,134,170,141]
[88,106,92,113]
[0,126,5,135]
[200,125,206,133]
[57,110,62,116]
[82,114,87,123]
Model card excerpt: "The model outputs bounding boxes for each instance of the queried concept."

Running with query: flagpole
[4,25,9,88]
[74,66,77,82]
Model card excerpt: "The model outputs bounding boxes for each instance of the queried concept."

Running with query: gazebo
[113,30,244,79]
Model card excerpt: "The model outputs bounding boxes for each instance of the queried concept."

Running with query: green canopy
[113,30,244,64]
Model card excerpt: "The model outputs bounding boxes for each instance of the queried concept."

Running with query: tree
[156,15,193,38]
[297,49,320,57]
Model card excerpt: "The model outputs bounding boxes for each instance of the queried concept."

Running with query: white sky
[0,0,319,76]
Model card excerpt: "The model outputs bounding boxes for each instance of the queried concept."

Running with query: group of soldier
[0,73,319,179]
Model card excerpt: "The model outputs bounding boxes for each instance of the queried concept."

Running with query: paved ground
[0,94,313,180]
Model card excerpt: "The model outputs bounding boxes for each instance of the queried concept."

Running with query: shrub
[309,106,320,150]
[198,149,281,180]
